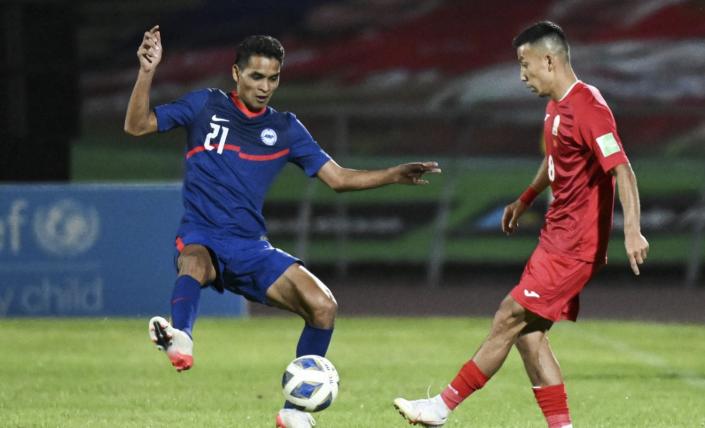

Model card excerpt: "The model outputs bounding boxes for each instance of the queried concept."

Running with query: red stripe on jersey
[186,144,288,161]
[185,146,205,159]
[239,148,290,161]
[175,237,185,252]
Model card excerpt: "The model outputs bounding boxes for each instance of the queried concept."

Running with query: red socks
[439,360,571,428]
[533,384,572,428]
[440,360,489,410]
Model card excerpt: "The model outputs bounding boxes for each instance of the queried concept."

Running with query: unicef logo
[260,128,278,146]
[33,199,100,256]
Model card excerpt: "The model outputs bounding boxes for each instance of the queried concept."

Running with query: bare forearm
[516,158,550,207]
[529,158,551,193]
[318,160,439,192]
[615,164,641,235]
[332,167,396,192]
[124,70,156,135]
[613,162,649,274]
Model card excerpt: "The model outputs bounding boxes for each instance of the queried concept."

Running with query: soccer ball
[281,355,339,412]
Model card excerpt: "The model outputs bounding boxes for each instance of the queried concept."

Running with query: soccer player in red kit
[394,21,649,428]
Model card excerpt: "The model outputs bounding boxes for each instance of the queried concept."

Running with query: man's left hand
[393,162,442,185]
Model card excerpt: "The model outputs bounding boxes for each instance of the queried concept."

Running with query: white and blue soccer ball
[281,355,339,412]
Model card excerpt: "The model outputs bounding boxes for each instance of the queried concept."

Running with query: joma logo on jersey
[523,289,541,299]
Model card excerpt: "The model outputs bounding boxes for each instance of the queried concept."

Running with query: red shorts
[510,246,601,322]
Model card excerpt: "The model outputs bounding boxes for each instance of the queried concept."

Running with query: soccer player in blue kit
[124,26,440,428]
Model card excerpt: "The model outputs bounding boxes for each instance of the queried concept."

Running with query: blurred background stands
[3,0,704,288]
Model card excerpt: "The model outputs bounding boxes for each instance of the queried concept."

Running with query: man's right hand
[137,25,162,73]
[501,200,528,235]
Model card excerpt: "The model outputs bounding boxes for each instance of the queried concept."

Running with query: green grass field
[1,317,703,427]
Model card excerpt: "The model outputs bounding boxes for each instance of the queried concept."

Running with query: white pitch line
[579,328,705,390]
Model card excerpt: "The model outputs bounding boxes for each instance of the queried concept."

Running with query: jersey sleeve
[579,100,629,172]
[153,89,209,132]
[286,114,332,177]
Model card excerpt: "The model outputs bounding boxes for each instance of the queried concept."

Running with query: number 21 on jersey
[204,123,230,154]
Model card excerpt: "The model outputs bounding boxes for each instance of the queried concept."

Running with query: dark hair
[234,35,285,69]
[512,21,570,60]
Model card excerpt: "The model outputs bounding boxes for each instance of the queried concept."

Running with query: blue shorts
[175,227,300,305]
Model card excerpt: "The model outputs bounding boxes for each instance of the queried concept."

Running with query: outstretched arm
[501,157,550,235]
[316,159,441,192]
[124,25,162,136]
[612,163,649,275]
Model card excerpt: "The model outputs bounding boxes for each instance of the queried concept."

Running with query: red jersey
[539,81,629,263]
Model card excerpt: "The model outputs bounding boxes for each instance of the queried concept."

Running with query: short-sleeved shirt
[154,89,331,239]
[539,81,629,263]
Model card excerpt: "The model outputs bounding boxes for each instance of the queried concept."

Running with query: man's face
[517,43,552,97]
[233,55,281,110]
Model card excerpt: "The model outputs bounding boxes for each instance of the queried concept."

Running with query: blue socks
[296,323,334,357]
[170,275,201,338]
[284,324,334,409]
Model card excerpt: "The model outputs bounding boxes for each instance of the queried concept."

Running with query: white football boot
[148,316,194,372]
[393,395,449,427]
[275,409,316,428]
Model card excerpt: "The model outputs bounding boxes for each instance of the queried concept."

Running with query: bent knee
[178,251,216,285]
[495,296,526,323]
[489,296,529,339]
[309,295,338,327]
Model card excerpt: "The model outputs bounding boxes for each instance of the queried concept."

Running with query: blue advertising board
[0,183,247,317]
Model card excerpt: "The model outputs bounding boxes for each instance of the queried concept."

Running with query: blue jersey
[154,89,331,239]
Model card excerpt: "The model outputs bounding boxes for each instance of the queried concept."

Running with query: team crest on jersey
[260,128,278,146]
[552,115,561,136]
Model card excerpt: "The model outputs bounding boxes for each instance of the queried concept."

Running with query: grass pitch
[1,317,703,427]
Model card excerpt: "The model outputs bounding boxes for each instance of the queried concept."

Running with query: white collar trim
[559,80,581,102]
